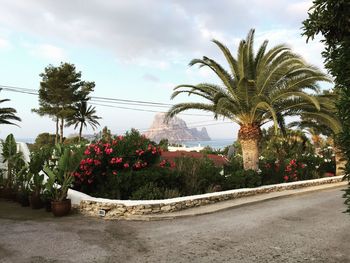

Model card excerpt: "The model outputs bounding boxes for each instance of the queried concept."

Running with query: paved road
[0,186,349,263]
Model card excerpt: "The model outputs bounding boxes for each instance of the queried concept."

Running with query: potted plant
[42,172,55,212]
[28,150,47,209]
[29,173,44,209]
[44,145,83,217]
[0,170,5,198]
[16,166,32,206]
[1,134,24,200]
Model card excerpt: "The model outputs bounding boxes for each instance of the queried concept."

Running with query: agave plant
[167,29,330,170]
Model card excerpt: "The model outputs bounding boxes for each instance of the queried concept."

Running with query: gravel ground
[0,186,349,263]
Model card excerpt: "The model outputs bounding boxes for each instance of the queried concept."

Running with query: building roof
[161,151,228,166]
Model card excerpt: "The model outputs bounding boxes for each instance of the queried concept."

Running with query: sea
[182,138,236,150]
[14,138,236,150]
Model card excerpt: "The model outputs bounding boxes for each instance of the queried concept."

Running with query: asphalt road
[0,186,349,263]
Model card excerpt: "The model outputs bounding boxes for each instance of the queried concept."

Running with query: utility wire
[0,84,213,117]
[89,102,213,117]
[0,85,172,106]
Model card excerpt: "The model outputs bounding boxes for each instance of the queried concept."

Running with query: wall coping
[75,175,343,206]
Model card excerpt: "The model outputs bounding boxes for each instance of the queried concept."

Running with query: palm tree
[288,93,345,175]
[167,29,330,170]
[0,93,21,126]
[66,101,100,142]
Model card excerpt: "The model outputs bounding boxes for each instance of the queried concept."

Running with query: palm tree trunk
[79,122,83,142]
[55,117,59,144]
[334,145,347,176]
[60,117,64,144]
[238,124,261,171]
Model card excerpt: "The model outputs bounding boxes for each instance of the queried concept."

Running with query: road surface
[0,186,349,263]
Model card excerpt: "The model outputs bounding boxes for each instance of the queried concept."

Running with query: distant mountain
[144,113,211,143]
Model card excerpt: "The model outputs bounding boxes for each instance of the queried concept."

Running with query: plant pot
[29,194,43,209]
[44,199,52,212]
[18,193,30,207]
[10,190,17,201]
[2,188,14,200]
[51,199,71,217]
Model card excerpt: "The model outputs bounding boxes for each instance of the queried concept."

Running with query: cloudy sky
[0,0,327,141]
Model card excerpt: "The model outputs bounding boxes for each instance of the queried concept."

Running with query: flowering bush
[283,159,306,182]
[260,153,336,185]
[73,129,161,193]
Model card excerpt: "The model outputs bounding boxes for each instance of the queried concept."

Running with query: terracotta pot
[44,199,52,212]
[29,194,43,209]
[2,188,15,200]
[51,199,71,217]
[18,193,30,207]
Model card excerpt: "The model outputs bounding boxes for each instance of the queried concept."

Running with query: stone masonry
[79,176,343,220]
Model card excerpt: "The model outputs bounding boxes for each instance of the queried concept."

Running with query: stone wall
[79,176,343,219]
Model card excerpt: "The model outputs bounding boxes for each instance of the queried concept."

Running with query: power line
[0,84,214,117]
[0,84,173,106]
[89,102,212,117]
[91,98,170,108]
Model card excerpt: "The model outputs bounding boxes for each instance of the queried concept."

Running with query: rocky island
[144,113,211,143]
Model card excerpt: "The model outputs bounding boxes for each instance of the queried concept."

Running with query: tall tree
[33,63,95,144]
[0,90,21,127]
[167,29,330,170]
[65,101,100,142]
[302,0,350,212]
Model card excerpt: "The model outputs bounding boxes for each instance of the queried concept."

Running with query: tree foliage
[167,29,329,170]
[302,0,350,212]
[65,101,100,141]
[0,90,21,127]
[33,62,95,144]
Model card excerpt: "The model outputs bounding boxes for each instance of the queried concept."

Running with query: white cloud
[287,1,312,17]
[255,29,325,71]
[142,73,160,83]
[0,37,11,50]
[28,43,67,62]
[0,0,317,67]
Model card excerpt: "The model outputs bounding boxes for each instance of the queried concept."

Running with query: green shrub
[174,156,223,195]
[224,155,243,174]
[224,169,261,190]
[131,183,164,200]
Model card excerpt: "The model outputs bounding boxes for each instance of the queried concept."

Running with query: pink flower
[112,171,117,175]
[124,163,129,168]
[283,175,289,182]
[84,149,91,155]
[95,147,102,155]
[105,148,113,155]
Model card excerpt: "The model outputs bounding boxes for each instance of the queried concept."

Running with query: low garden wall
[78,176,343,219]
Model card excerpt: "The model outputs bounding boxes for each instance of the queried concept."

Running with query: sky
[0,0,328,141]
